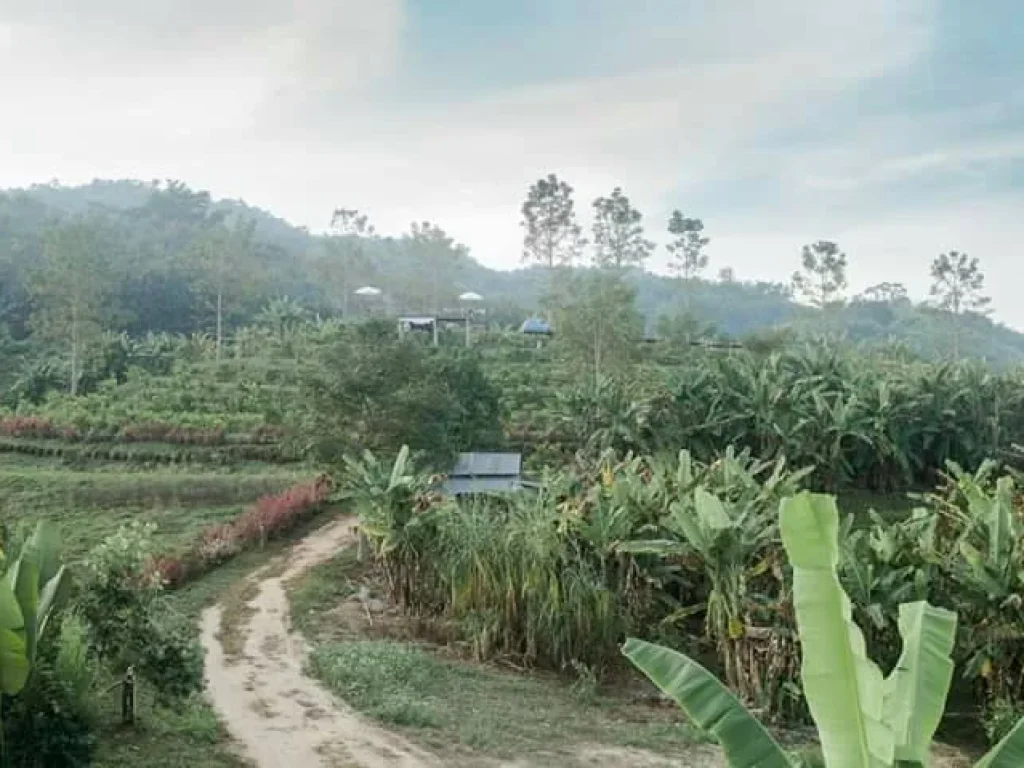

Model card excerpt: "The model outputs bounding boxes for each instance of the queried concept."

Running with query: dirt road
[200,517,442,768]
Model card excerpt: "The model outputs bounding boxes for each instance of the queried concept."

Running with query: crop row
[0,436,298,466]
[0,416,285,447]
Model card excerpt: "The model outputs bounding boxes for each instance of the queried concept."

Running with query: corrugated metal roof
[444,476,523,495]
[450,452,522,478]
[520,317,552,335]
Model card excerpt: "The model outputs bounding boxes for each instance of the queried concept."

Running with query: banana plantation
[345,441,1024,765]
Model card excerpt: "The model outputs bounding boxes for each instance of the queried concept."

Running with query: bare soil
[201,517,441,768]
[199,516,972,768]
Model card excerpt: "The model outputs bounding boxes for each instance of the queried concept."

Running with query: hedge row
[0,437,298,466]
[152,476,333,588]
[0,416,285,446]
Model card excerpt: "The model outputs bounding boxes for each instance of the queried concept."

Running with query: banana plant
[0,520,71,741]
[623,492,1024,767]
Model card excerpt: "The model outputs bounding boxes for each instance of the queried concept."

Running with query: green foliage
[0,644,98,768]
[350,446,809,697]
[791,241,848,308]
[520,173,586,269]
[624,492,1024,768]
[0,520,71,708]
[303,330,503,468]
[666,210,710,282]
[548,271,644,386]
[590,187,654,271]
[305,636,703,760]
[579,343,1024,491]
[78,524,203,704]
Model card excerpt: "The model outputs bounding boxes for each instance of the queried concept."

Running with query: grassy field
[289,546,710,766]
[0,454,303,558]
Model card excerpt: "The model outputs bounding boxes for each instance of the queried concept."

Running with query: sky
[2,1,1024,324]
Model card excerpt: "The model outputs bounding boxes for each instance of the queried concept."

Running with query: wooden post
[122,666,136,725]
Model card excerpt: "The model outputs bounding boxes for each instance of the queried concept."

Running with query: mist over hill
[2,179,1021,364]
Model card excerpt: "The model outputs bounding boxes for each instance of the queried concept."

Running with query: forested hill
[3,179,1024,365]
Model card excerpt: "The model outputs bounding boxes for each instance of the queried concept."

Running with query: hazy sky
[2,1,1023,324]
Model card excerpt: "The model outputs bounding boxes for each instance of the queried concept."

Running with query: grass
[308,639,705,760]
[0,457,306,558]
[291,547,707,764]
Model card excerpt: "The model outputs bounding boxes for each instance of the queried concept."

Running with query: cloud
[22,0,1024,325]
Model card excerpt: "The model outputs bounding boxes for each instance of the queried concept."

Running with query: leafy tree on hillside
[591,188,654,271]
[302,326,502,467]
[325,208,375,317]
[406,221,468,314]
[791,240,848,308]
[718,266,736,283]
[550,271,643,386]
[189,220,259,362]
[666,211,710,281]
[28,218,119,395]
[520,174,586,269]
[930,250,990,358]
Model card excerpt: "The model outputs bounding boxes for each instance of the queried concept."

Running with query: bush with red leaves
[0,416,61,439]
[152,475,332,589]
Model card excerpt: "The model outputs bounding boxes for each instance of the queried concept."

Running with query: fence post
[122,666,136,725]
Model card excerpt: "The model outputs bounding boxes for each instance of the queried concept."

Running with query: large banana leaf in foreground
[5,521,70,663]
[0,578,28,695]
[975,716,1024,767]
[780,492,893,768]
[622,637,792,768]
[882,601,956,764]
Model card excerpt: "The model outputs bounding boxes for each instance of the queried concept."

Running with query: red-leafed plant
[152,475,332,589]
[0,416,59,439]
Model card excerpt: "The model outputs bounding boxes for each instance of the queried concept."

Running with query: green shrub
[1,617,100,768]
[78,524,203,704]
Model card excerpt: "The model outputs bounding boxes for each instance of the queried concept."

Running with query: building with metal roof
[443,452,527,495]
[520,317,552,336]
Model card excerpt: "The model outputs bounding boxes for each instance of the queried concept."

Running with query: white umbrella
[459,291,484,302]
[354,286,382,297]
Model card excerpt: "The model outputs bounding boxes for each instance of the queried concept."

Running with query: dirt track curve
[198,516,971,768]
[200,516,442,768]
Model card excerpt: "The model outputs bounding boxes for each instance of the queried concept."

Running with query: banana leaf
[780,492,894,768]
[0,579,28,695]
[882,601,957,764]
[622,637,792,768]
[975,714,1024,767]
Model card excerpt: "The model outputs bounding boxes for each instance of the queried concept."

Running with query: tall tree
[191,219,258,362]
[929,250,989,358]
[328,208,375,317]
[406,222,467,314]
[520,174,585,269]
[550,271,643,387]
[591,188,654,271]
[28,218,117,394]
[717,266,736,283]
[666,211,710,281]
[791,240,848,308]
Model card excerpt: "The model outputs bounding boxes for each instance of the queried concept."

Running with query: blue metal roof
[520,317,552,335]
